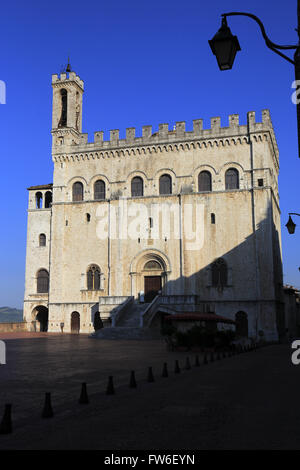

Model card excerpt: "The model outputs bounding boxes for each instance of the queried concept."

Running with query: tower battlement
[52,72,84,90]
[65,109,275,149]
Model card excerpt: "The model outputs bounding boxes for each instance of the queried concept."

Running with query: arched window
[87,265,101,290]
[35,192,43,209]
[94,180,105,200]
[159,174,172,195]
[198,171,212,192]
[45,191,52,208]
[235,311,248,337]
[58,88,67,127]
[72,182,84,202]
[212,258,227,288]
[225,168,239,190]
[39,234,46,247]
[131,177,144,197]
[37,269,49,293]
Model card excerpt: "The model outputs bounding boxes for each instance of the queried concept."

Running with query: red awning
[164,312,235,324]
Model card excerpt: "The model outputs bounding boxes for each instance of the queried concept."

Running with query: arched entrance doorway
[235,311,248,337]
[34,306,49,332]
[130,250,170,301]
[143,260,163,302]
[71,311,80,333]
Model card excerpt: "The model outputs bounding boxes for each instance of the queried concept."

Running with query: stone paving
[0,335,298,449]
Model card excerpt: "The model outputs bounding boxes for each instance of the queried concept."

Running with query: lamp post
[286,213,300,234]
[209,2,300,158]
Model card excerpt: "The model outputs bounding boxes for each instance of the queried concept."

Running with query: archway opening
[71,311,80,334]
[143,260,163,302]
[35,306,49,332]
[93,312,104,331]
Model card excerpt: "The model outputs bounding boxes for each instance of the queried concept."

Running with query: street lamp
[209,3,300,158]
[286,213,300,234]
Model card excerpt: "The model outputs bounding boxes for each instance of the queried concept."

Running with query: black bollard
[162,362,168,378]
[216,351,221,360]
[222,351,226,359]
[106,376,115,395]
[147,366,154,383]
[195,355,200,367]
[42,392,54,418]
[174,360,180,374]
[79,382,89,404]
[203,353,208,365]
[129,371,137,388]
[0,404,12,434]
[210,352,214,363]
[185,357,191,370]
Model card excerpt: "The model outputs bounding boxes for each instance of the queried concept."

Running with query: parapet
[52,71,84,90]
[72,110,274,150]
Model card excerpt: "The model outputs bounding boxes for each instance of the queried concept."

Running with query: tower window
[258,178,264,187]
[198,171,212,192]
[72,182,84,202]
[45,191,52,208]
[211,213,215,224]
[39,234,46,247]
[37,269,49,293]
[159,174,172,195]
[87,265,101,290]
[225,168,239,190]
[86,213,91,222]
[131,177,144,197]
[94,180,105,200]
[58,89,67,128]
[35,192,43,209]
[149,217,153,228]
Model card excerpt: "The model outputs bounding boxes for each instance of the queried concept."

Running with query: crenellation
[94,131,103,144]
[229,114,239,128]
[193,119,203,135]
[80,134,88,145]
[159,123,169,138]
[142,125,152,139]
[126,127,135,141]
[211,116,221,131]
[175,121,186,137]
[110,129,120,142]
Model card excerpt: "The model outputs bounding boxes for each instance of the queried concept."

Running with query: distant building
[23,69,284,340]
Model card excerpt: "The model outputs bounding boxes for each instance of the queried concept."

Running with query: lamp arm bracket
[222,12,297,64]
[289,212,300,217]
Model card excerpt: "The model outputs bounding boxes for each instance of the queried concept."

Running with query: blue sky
[0,0,299,309]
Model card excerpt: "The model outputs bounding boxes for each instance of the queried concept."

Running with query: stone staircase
[91,301,161,340]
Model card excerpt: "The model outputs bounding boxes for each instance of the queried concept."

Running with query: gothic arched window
[39,234,46,247]
[198,171,212,192]
[159,174,172,195]
[94,180,105,200]
[131,177,144,197]
[87,265,101,290]
[58,88,67,127]
[72,182,84,202]
[37,269,49,293]
[225,168,239,190]
[212,258,227,289]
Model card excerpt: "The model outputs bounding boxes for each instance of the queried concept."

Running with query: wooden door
[144,276,162,302]
[71,311,80,333]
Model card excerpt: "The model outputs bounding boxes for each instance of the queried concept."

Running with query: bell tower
[51,64,84,152]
